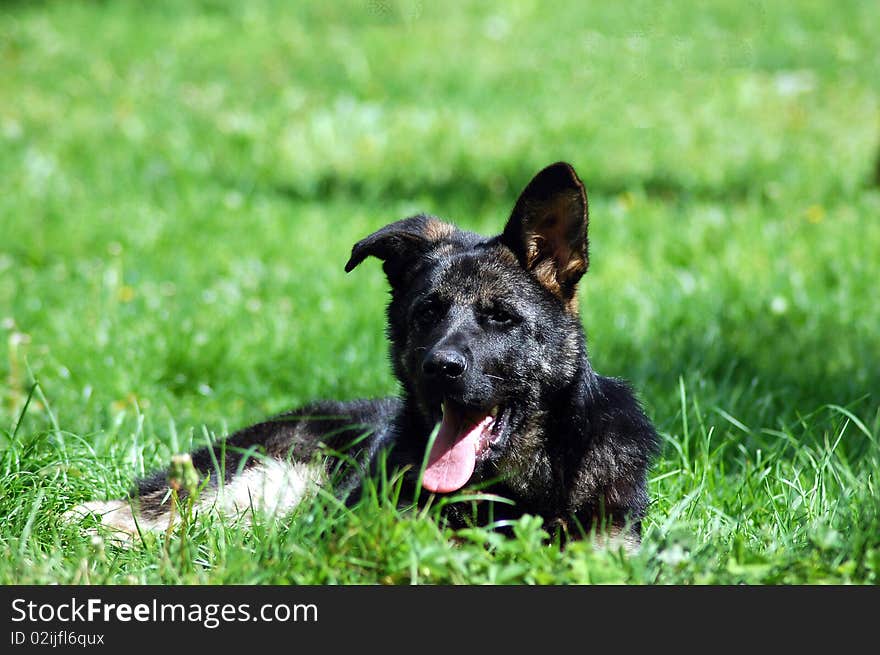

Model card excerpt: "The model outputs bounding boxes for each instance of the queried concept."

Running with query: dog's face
[346,162,590,494]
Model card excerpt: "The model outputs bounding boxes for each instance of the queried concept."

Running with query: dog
[72,162,659,549]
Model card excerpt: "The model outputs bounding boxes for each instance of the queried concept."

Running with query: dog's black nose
[422,349,467,380]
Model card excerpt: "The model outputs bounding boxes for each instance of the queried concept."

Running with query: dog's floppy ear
[345,214,454,286]
[501,162,589,305]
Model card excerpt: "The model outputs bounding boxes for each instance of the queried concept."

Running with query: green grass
[1,0,879,584]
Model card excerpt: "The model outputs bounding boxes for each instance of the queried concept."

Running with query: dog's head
[346,162,590,494]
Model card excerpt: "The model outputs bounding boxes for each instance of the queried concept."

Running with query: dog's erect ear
[501,162,589,305]
[345,214,454,286]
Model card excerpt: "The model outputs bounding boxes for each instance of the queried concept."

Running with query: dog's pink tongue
[422,407,490,494]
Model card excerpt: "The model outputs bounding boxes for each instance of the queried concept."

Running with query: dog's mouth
[421,399,509,494]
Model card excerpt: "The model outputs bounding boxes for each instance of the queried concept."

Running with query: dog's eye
[413,297,446,327]
[483,305,520,327]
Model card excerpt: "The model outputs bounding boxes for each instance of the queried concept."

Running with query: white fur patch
[206,459,322,516]
[66,500,149,538]
[593,526,641,554]
[67,459,323,540]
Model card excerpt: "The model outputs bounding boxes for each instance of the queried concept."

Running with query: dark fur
[132,162,659,543]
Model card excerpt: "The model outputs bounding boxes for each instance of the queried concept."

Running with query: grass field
[1,0,879,584]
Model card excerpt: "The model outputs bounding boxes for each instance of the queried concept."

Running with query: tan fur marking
[532,258,562,296]
[422,218,455,241]
[519,192,588,305]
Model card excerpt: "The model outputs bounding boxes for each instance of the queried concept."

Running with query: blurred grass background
[1,0,878,583]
